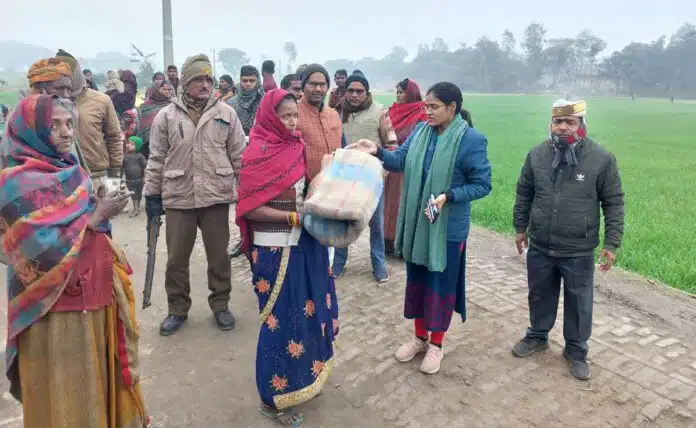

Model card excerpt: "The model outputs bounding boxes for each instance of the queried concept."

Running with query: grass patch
[0,90,19,107]
[373,93,696,292]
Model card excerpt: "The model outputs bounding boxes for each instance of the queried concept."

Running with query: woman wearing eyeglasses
[347,82,491,375]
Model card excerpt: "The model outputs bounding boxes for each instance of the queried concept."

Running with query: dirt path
[1,217,696,427]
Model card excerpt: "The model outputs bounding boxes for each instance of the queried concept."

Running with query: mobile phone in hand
[426,194,440,223]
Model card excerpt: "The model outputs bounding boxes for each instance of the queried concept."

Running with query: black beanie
[345,72,370,92]
[300,64,330,89]
[220,74,234,86]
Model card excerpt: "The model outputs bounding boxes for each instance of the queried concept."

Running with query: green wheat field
[374,93,696,292]
[2,90,695,291]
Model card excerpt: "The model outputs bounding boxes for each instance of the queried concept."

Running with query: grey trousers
[524,246,595,359]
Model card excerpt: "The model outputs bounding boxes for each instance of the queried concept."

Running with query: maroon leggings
[414,318,445,346]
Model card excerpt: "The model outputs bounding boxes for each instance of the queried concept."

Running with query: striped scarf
[0,95,96,377]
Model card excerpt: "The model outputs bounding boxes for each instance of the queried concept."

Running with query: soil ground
[2,214,696,427]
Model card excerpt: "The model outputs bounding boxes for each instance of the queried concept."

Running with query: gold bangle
[290,212,300,228]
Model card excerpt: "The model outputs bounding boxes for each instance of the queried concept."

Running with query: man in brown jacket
[144,54,246,336]
[55,50,123,194]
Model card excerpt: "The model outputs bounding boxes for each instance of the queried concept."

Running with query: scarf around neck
[550,120,587,169]
[341,93,373,123]
[228,86,264,134]
[182,93,209,126]
[395,114,468,272]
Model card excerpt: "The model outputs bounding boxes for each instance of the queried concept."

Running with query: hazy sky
[4,0,694,69]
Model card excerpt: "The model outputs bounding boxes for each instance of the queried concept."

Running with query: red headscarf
[388,79,428,145]
[235,89,308,256]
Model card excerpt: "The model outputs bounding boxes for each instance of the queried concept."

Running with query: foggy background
[2,0,695,96]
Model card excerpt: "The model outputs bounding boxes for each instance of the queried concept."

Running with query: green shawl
[394,114,468,272]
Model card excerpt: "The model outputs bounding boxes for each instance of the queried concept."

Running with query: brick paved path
[1,215,696,427]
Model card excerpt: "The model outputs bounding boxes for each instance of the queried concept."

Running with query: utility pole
[212,47,216,76]
[162,0,174,69]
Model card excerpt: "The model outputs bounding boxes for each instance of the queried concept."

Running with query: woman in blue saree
[236,89,339,426]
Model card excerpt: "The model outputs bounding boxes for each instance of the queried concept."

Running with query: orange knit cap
[27,58,73,85]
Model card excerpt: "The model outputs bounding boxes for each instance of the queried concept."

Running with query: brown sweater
[297,100,342,180]
[74,88,123,175]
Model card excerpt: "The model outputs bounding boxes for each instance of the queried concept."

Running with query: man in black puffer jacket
[511,99,624,381]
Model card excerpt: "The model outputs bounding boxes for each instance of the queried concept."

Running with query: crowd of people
[0,48,624,427]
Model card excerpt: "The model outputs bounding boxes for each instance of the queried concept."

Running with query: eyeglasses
[346,88,365,95]
[425,103,444,113]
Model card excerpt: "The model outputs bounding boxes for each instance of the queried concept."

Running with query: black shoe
[511,338,550,357]
[159,314,187,336]
[214,310,236,331]
[229,241,243,259]
[563,350,591,380]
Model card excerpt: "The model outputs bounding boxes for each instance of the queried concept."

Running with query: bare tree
[283,42,298,74]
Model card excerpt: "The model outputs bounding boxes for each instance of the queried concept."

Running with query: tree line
[218,22,696,98]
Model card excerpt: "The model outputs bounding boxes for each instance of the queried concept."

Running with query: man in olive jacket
[511,99,624,381]
[144,54,246,336]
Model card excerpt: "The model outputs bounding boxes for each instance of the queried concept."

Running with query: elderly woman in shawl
[384,78,428,254]
[348,82,491,376]
[0,95,148,427]
[137,77,172,158]
[144,72,165,99]
[236,89,338,426]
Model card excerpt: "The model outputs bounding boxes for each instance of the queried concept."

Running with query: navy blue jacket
[377,121,492,242]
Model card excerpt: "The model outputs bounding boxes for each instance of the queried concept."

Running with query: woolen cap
[345,73,370,92]
[300,64,330,89]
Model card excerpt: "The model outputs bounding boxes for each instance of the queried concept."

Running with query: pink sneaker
[420,344,444,374]
[394,337,428,362]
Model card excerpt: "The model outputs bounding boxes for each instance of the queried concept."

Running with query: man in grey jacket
[511,99,625,381]
[144,54,246,336]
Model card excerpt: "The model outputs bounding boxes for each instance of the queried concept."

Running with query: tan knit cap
[180,54,213,89]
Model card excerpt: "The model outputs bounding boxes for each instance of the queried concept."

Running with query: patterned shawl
[227,84,264,135]
[0,95,95,378]
[138,86,172,146]
[235,89,307,257]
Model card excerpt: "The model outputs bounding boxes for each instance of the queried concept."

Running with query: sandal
[259,404,304,426]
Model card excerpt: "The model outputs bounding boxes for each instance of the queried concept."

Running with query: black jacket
[513,138,625,257]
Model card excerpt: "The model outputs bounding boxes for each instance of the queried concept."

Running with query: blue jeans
[332,194,387,277]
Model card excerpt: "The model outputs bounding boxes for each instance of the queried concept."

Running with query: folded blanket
[302,148,383,247]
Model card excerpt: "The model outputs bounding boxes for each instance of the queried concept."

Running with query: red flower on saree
[255,278,271,294]
[266,314,279,331]
[287,340,305,359]
[304,300,315,317]
[311,360,325,377]
[270,375,288,392]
